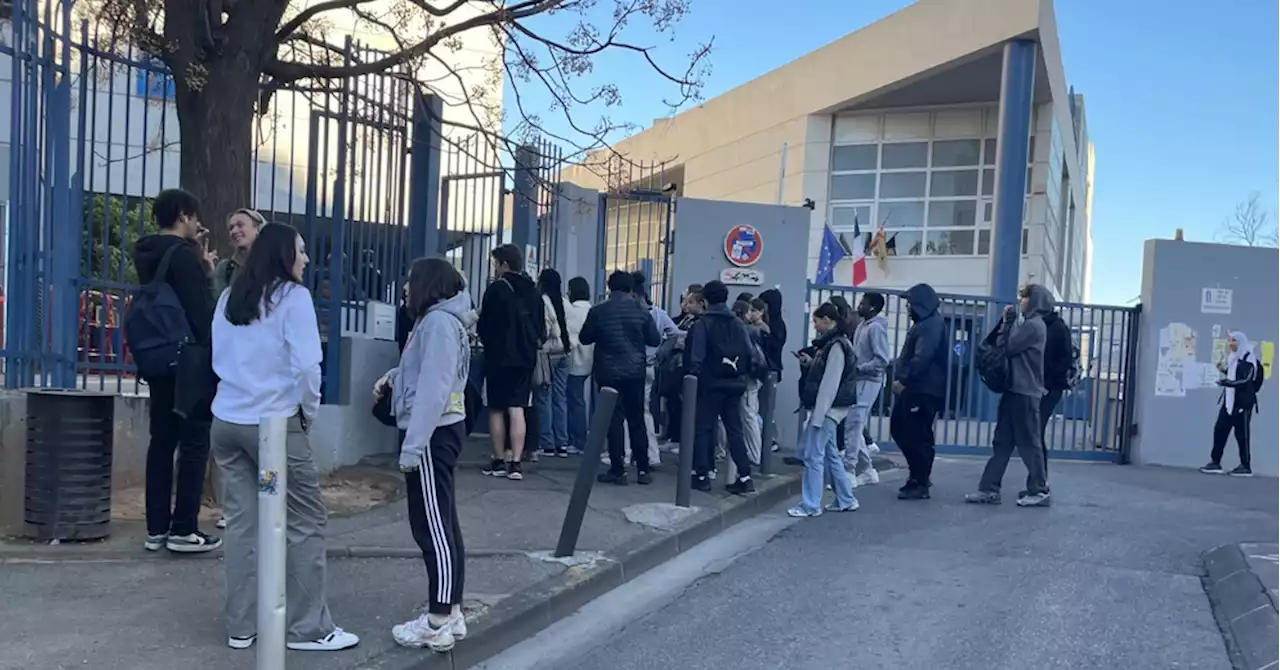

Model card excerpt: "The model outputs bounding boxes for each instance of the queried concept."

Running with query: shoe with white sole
[449,615,467,640]
[166,531,222,554]
[216,517,227,529]
[786,505,822,518]
[392,614,456,652]
[228,635,256,650]
[144,534,167,552]
[855,469,880,486]
[866,441,880,454]
[286,627,360,651]
[824,500,860,512]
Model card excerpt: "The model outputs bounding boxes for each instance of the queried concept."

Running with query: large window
[830,111,1033,258]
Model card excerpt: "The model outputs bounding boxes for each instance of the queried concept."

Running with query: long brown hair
[406,257,465,319]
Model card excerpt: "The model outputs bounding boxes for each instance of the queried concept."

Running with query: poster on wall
[1200,288,1232,314]
[1155,322,1198,397]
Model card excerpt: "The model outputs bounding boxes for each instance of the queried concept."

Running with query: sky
[505,0,1279,306]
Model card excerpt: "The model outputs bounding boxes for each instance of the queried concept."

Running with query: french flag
[847,213,868,287]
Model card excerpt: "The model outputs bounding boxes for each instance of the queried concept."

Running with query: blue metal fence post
[989,39,1037,302]
[407,93,443,259]
[512,145,540,269]
[595,192,607,301]
[48,0,78,388]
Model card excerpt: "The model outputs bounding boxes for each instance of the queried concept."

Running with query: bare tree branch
[1218,192,1279,247]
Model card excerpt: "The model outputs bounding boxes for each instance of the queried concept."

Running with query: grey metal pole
[675,375,697,507]
[554,387,618,558]
[257,416,289,670]
[758,372,777,475]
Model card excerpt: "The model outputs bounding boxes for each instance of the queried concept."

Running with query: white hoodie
[565,299,593,376]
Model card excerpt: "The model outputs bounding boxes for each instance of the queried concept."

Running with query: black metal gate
[596,161,679,307]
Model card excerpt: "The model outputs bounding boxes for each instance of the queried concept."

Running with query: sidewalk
[1202,542,1279,670]
[2,438,879,670]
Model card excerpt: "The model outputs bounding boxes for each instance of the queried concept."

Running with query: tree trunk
[173,67,258,256]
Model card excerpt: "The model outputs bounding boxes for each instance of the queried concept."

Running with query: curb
[1202,543,1279,670]
[0,544,554,563]
[361,470,803,670]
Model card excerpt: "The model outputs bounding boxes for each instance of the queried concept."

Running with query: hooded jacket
[133,234,215,344]
[392,290,473,470]
[1000,284,1052,398]
[565,299,593,376]
[688,303,757,393]
[851,312,891,382]
[1220,330,1260,413]
[894,283,948,399]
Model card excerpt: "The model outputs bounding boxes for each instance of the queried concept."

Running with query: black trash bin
[24,390,114,541]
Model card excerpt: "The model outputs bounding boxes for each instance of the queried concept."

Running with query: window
[977,228,1030,255]
[829,108,1036,258]
[831,145,877,171]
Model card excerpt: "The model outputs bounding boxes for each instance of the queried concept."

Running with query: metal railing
[805,282,1140,461]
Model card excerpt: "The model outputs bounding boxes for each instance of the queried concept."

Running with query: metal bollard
[257,416,289,670]
[554,387,619,558]
[758,372,777,475]
[675,375,697,508]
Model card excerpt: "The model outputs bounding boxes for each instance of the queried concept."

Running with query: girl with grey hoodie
[379,258,474,653]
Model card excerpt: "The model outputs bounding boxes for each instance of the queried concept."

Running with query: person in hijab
[1201,331,1262,477]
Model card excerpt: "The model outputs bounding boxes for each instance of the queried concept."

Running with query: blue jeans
[799,416,856,513]
[536,356,569,451]
[566,374,590,451]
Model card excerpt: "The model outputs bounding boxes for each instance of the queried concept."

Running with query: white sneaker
[392,614,456,652]
[286,627,360,651]
[216,517,227,529]
[449,614,467,640]
[866,441,880,454]
[144,534,167,552]
[856,469,880,486]
[228,635,256,650]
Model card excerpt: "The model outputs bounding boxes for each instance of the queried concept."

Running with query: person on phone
[788,302,858,517]
[210,223,359,651]
[1201,331,1261,477]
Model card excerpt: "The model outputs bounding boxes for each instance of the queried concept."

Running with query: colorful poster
[1261,341,1275,379]
[1212,338,1229,369]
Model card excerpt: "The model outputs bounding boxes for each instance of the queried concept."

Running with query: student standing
[966,285,1052,507]
[210,223,358,651]
[564,277,594,455]
[630,270,677,468]
[536,269,572,458]
[212,208,265,293]
[890,283,947,500]
[788,303,859,517]
[845,292,891,486]
[688,281,758,494]
[477,244,545,481]
[580,271,661,484]
[1201,331,1262,477]
[131,188,220,553]
[384,258,474,652]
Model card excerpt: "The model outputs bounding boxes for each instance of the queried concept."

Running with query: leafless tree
[80,0,712,251]
[1218,192,1279,247]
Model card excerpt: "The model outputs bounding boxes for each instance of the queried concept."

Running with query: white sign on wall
[720,267,763,286]
[1200,288,1232,315]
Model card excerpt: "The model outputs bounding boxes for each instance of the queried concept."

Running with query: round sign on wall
[723,225,764,267]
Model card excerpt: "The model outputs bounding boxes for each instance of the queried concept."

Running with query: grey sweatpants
[978,393,1048,495]
[212,416,335,642]
[842,379,882,475]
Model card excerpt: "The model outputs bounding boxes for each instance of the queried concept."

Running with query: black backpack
[1249,354,1265,394]
[655,334,686,396]
[976,325,1011,393]
[703,316,752,390]
[124,244,193,381]
[499,277,542,368]
[1045,315,1082,390]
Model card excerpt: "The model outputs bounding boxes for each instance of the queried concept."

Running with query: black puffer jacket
[579,292,661,385]
[893,283,948,400]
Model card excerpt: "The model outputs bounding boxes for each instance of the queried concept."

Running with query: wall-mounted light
[802,198,815,210]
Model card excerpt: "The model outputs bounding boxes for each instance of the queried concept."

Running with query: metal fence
[595,159,679,307]
[1,0,564,398]
[806,282,1141,462]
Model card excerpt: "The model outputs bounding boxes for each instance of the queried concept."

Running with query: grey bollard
[675,375,698,508]
[758,372,777,475]
[257,416,289,670]
[554,387,619,558]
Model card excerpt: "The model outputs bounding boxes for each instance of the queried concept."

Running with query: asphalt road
[537,457,1277,670]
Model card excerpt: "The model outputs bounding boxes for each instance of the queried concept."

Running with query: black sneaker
[782,456,804,467]
[691,475,712,492]
[556,447,569,458]
[1199,462,1225,474]
[725,477,755,495]
[636,471,652,486]
[597,470,628,486]
[1229,465,1253,478]
[897,485,930,500]
[899,479,919,493]
[482,458,506,476]
[166,531,222,553]
[506,461,524,481]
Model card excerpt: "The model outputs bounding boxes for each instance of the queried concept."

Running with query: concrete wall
[1132,240,1279,475]
[667,197,811,447]
[552,183,603,291]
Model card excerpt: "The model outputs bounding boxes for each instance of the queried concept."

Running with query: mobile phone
[790,350,801,358]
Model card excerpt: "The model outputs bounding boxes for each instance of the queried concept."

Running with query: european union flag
[815,225,847,285]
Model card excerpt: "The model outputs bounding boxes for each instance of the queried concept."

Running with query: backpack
[499,277,541,368]
[1249,354,1265,394]
[703,316,753,390]
[655,334,686,396]
[124,244,193,381]
[976,325,1011,394]
[1045,315,1081,390]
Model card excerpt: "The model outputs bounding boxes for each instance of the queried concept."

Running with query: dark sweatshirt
[477,271,545,369]
[894,283,947,400]
[133,234,215,344]
[1000,283,1052,398]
